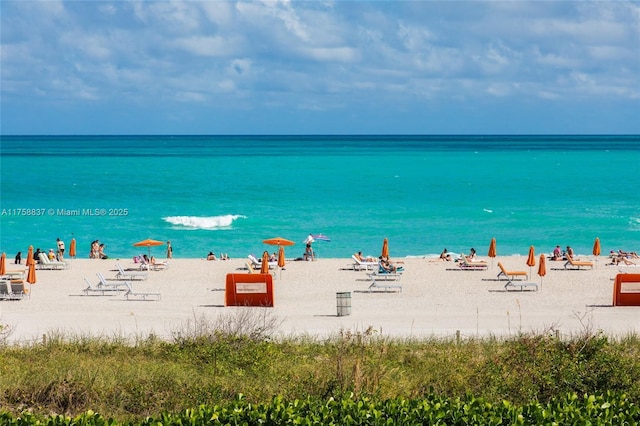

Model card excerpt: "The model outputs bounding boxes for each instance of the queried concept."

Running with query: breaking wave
[163,215,246,230]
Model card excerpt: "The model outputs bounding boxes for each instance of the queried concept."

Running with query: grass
[1,311,639,422]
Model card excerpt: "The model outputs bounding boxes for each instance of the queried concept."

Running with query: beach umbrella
[537,253,546,291]
[278,245,286,268]
[488,238,497,267]
[261,251,270,274]
[69,238,77,258]
[25,245,34,267]
[381,238,389,259]
[526,246,536,275]
[133,239,165,257]
[308,233,330,258]
[0,252,5,275]
[593,237,601,268]
[27,261,36,284]
[263,237,295,247]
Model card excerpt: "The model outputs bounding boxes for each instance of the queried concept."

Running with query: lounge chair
[37,253,69,270]
[9,280,27,299]
[370,262,404,278]
[351,255,379,271]
[458,255,488,270]
[115,263,148,280]
[497,262,528,281]
[150,259,169,271]
[564,255,594,270]
[96,272,131,290]
[0,281,11,300]
[367,265,403,292]
[123,281,161,301]
[83,277,126,296]
[504,278,538,292]
[248,254,277,270]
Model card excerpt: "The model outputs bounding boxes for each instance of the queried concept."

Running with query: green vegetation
[1,312,639,424]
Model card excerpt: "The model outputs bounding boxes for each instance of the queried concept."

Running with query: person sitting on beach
[14,251,21,265]
[551,245,563,261]
[47,249,56,261]
[34,248,43,263]
[206,252,217,261]
[566,246,575,260]
[98,243,108,259]
[269,252,277,262]
[466,248,477,261]
[440,248,452,261]
[379,257,401,273]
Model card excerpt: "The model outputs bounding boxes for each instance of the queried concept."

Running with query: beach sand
[1,255,638,344]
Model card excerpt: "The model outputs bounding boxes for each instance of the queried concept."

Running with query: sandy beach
[1,255,638,344]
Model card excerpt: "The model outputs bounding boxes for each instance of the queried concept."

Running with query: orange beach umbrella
[381,238,389,259]
[0,252,6,275]
[593,237,601,268]
[488,238,497,266]
[278,245,286,268]
[263,237,295,247]
[133,239,165,257]
[26,245,34,266]
[592,237,601,257]
[261,251,270,274]
[526,246,536,276]
[537,253,546,290]
[27,261,36,284]
[69,238,77,258]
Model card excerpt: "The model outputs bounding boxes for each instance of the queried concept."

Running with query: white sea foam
[163,215,246,230]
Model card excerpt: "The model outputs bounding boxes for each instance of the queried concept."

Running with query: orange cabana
[613,274,640,306]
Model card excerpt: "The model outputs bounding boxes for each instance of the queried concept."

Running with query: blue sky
[1,1,639,135]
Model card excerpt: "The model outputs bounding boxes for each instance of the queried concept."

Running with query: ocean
[1,135,639,260]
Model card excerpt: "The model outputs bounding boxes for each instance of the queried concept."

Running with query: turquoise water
[1,135,639,259]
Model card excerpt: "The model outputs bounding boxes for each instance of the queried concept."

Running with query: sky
[1,1,639,135]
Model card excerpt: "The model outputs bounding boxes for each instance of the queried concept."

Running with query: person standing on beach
[56,238,65,261]
[167,241,173,259]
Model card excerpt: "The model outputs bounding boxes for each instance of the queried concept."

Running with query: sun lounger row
[82,272,160,300]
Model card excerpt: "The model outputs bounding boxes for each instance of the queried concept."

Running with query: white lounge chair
[504,278,538,292]
[38,253,69,270]
[458,255,488,270]
[0,281,11,300]
[96,272,131,290]
[351,255,379,271]
[248,254,277,270]
[83,277,126,295]
[115,263,148,280]
[9,280,27,299]
[123,281,161,301]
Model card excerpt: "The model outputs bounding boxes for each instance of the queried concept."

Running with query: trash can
[336,292,351,316]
